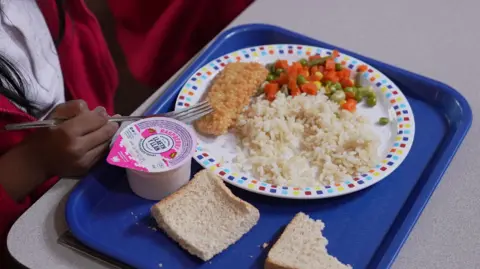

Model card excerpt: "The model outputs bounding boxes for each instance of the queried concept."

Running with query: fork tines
[169,100,212,123]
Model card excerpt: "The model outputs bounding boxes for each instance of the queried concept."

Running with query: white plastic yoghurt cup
[107,117,197,200]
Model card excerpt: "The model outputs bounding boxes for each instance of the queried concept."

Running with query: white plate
[174,44,415,199]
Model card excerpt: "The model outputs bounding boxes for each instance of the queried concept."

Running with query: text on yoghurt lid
[107,117,197,173]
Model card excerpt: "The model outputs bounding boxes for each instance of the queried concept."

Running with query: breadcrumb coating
[195,62,268,135]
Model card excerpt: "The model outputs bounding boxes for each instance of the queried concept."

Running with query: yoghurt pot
[107,117,197,200]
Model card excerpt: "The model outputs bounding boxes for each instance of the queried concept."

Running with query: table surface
[8,0,480,268]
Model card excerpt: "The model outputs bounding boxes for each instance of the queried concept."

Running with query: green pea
[308,56,329,67]
[334,112,340,119]
[367,96,377,107]
[344,87,355,97]
[366,87,376,98]
[324,81,333,94]
[357,87,370,97]
[297,74,307,85]
[355,93,363,103]
[358,87,375,97]
[275,68,284,76]
[378,117,389,125]
[299,58,308,66]
[358,87,375,101]
[266,74,276,82]
[335,63,343,71]
[333,82,343,91]
[330,90,346,103]
[327,84,337,94]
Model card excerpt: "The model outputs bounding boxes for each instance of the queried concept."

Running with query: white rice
[234,92,380,187]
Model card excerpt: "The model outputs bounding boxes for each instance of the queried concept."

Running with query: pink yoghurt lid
[107,117,197,172]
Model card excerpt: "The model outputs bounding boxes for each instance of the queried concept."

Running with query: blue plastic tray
[66,24,472,269]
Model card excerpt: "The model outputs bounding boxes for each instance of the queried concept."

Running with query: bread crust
[151,169,260,261]
[265,256,297,269]
[264,212,351,269]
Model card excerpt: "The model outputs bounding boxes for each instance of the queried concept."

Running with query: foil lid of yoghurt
[107,117,196,172]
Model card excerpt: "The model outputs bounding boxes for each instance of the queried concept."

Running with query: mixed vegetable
[260,50,378,113]
[378,117,389,125]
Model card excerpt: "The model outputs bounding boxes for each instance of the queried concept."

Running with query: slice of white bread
[151,169,260,261]
[265,212,352,269]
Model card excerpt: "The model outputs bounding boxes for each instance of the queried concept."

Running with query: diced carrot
[288,77,298,91]
[287,65,298,77]
[276,73,289,85]
[288,75,301,96]
[318,65,325,74]
[337,69,346,79]
[301,82,318,95]
[332,49,340,58]
[357,64,368,72]
[275,60,289,70]
[337,68,351,79]
[323,71,339,83]
[292,62,303,72]
[325,58,336,71]
[345,68,352,77]
[340,77,354,88]
[299,69,309,77]
[310,65,318,74]
[264,83,279,101]
[290,88,301,96]
[308,74,322,81]
[308,55,322,61]
[264,82,279,93]
[288,71,298,82]
[342,98,357,112]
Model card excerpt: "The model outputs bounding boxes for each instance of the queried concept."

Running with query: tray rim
[66,23,473,269]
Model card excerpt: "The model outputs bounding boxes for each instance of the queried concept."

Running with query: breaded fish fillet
[195,62,268,136]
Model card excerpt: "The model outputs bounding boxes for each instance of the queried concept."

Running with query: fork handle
[4,120,60,131]
[4,116,147,131]
[106,116,145,122]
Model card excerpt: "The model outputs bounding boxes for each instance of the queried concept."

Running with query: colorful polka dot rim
[175,44,415,199]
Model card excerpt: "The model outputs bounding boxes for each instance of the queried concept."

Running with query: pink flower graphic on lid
[160,148,177,159]
[160,148,177,168]
[141,128,157,138]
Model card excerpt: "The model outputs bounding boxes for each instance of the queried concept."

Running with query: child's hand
[26,100,119,178]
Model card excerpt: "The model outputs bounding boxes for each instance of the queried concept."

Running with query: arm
[0,143,49,202]
[0,102,118,201]
[0,102,117,255]
[0,100,87,202]
[0,134,43,257]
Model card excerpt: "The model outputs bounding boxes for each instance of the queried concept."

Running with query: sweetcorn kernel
[315,72,324,80]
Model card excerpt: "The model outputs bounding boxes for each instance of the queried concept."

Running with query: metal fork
[4,100,212,131]
[58,230,132,268]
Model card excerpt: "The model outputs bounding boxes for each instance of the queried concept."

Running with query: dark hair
[0,0,66,114]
